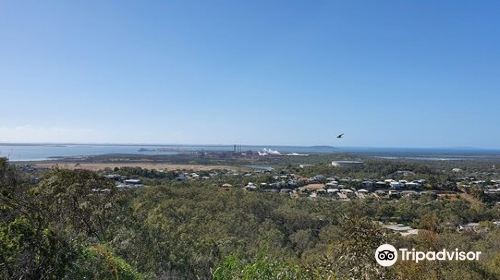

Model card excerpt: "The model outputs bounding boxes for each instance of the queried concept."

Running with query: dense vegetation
[1,157,499,279]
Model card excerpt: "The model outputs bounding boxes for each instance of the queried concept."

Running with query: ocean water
[0,144,332,161]
[0,144,167,161]
[0,144,499,161]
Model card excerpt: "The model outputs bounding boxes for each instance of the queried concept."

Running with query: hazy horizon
[1,141,500,151]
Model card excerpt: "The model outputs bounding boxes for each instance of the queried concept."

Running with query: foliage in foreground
[213,254,307,280]
[1,158,500,279]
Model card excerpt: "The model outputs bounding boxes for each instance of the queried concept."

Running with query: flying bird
[337,133,344,139]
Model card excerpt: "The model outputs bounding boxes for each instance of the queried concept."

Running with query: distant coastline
[1,143,500,162]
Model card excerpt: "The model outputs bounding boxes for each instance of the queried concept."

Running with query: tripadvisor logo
[375,244,398,267]
[375,244,482,267]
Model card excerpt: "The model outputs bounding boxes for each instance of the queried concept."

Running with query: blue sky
[0,1,499,147]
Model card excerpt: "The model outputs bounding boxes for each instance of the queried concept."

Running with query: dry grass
[459,193,485,209]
